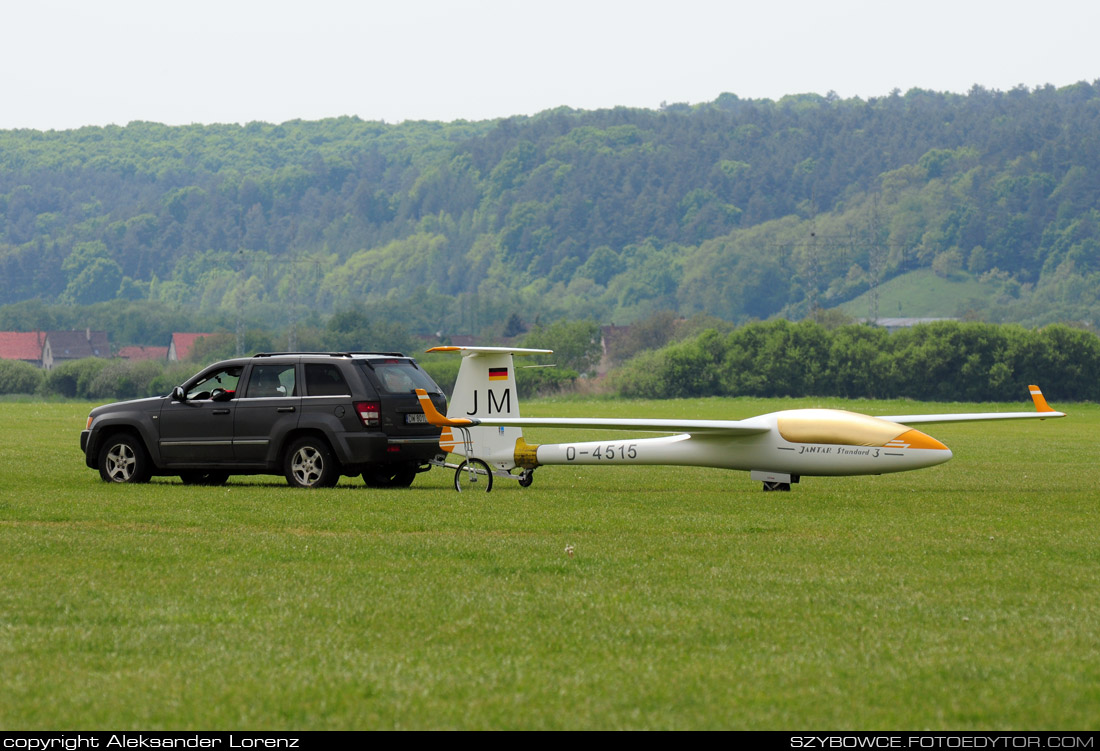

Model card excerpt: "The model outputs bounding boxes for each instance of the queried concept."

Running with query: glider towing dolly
[427,424,534,492]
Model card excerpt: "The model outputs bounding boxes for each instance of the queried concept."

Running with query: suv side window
[305,363,350,396]
[245,363,296,398]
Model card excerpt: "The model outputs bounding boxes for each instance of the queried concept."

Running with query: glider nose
[894,428,952,467]
[894,428,949,452]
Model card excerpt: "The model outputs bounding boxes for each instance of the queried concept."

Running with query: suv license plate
[405,413,428,424]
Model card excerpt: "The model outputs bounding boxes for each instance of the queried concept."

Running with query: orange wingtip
[414,388,476,427]
[1028,385,1054,413]
[426,346,461,352]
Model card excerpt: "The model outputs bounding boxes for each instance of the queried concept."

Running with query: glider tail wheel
[454,458,493,492]
[518,469,534,487]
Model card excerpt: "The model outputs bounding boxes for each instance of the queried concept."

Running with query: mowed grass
[0,396,1097,730]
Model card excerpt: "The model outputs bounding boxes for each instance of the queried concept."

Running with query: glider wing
[877,385,1066,425]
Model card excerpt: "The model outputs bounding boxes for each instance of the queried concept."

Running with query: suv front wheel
[98,433,152,483]
[284,437,340,488]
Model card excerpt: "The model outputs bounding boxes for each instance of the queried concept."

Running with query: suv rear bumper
[334,432,441,470]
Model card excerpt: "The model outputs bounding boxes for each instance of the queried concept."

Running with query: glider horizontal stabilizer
[426,345,552,356]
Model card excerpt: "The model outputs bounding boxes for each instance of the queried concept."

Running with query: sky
[2,0,1098,131]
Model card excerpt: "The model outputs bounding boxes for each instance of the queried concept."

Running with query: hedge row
[611,320,1100,402]
[1,355,577,401]
[0,358,199,399]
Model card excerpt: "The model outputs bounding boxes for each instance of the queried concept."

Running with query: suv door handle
[213,409,230,415]
[277,406,296,413]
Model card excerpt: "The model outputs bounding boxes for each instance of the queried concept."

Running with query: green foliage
[613,319,1100,401]
[185,333,239,363]
[605,310,682,362]
[515,364,578,397]
[4,85,1100,329]
[59,242,124,305]
[0,298,219,349]
[149,362,204,397]
[825,324,894,398]
[0,359,44,394]
[606,349,667,398]
[931,248,965,278]
[43,358,110,398]
[502,312,527,337]
[663,330,728,398]
[319,233,452,309]
[38,357,201,400]
[522,319,602,376]
[324,306,419,354]
[722,320,832,397]
[85,359,165,400]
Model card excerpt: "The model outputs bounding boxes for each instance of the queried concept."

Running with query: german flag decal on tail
[488,367,508,381]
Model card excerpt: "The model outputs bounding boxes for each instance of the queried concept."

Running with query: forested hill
[3,82,1100,337]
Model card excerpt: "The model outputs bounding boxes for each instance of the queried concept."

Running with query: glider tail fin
[425,346,551,471]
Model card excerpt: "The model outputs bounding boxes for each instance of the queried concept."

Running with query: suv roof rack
[345,351,407,357]
[251,351,407,358]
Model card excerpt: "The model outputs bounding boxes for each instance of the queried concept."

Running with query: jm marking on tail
[466,388,512,415]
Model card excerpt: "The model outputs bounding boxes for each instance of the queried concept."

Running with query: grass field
[838,268,1003,319]
[0,395,1097,730]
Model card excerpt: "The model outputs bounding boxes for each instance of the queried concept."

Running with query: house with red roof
[168,333,216,362]
[0,331,46,367]
[41,330,111,370]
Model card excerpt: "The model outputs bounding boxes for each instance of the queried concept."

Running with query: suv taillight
[355,401,381,428]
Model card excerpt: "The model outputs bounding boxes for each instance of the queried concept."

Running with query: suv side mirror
[172,386,187,402]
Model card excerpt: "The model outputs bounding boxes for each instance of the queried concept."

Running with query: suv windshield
[361,360,441,395]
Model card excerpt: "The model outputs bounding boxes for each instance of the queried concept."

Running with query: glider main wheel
[517,469,534,488]
[454,459,493,493]
[762,481,791,492]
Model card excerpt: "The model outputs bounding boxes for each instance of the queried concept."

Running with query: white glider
[418,346,1065,492]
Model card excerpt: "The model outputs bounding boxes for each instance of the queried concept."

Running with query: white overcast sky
[2,0,1097,130]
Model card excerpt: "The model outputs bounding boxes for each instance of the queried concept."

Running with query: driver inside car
[186,366,243,400]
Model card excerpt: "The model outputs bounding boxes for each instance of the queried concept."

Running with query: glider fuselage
[527,409,953,477]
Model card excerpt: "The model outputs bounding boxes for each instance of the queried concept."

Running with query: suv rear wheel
[284,437,340,488]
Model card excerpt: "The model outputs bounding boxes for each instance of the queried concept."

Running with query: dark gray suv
[80,352,448,488]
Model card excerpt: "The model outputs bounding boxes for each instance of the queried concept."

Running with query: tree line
[3,84,1100,333]
[0,318,596,400]
[5,319,1095,405]
[611,320,1100,402]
